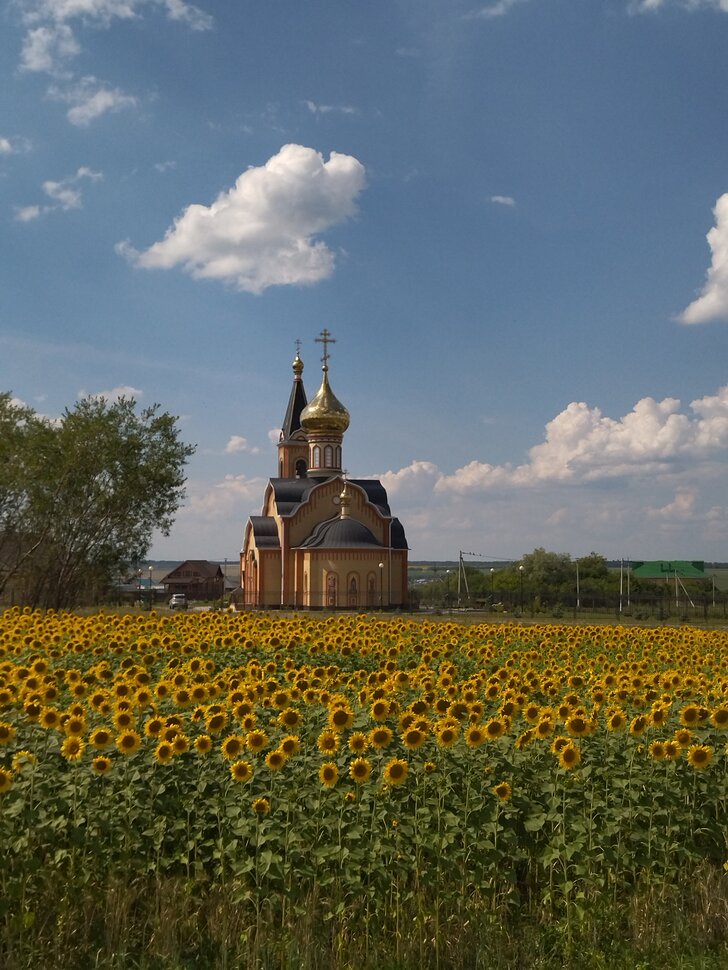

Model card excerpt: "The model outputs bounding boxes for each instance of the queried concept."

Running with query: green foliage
[0,392,194,608]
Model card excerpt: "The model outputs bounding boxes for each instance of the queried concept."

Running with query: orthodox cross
[315,328,335,368]
[294,338,302,357]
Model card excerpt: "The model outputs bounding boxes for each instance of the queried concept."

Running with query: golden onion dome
[292,351,304,378]
[300,367,350,434]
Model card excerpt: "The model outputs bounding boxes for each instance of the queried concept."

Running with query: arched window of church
[348,574,359,608]
[295,457,307,478]
[335,446,341,468]
[367,573,377,608]
[312,445,321,469]
[326,572,338,608]
[324,444,333,467]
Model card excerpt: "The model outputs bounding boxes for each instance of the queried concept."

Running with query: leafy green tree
[0,394,194,608]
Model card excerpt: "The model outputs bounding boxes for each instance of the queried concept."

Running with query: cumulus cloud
[20,23,80,73]
[225,435,259,455]
[436,387,728,493]
[630,1,728,12]
[466,0,530,19]
[490,195,516,206]
[47,76,137,125]
[678,193,728,325]
[81,385,143,402]
[14,165,103,221]
[0,135,32,155]
[117,144,367,293]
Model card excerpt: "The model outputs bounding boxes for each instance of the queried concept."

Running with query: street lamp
[378,562,384,610]
[490,567,495,603]
[148,565,153,611]
[519,565,524,613]
[445,569,451,612]
[137,569,142,608]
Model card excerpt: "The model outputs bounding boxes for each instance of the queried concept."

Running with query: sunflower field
[1,608,727,969]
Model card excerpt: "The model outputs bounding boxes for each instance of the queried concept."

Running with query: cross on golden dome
[315,328,335,369]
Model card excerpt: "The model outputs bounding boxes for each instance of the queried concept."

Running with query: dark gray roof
[390,518,409,550]
[249,517,280,548]
[299,516,381,549]
[269,476,391,517]
[280,374,308,441]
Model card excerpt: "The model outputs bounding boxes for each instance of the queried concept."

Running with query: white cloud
[225,435,259,455]
[466,0,529,19]
[47,76,137,125]
[14,166,103,221]
[436,387,728,493]
[80,385,143,402]
[630,1,728,11]
[20,23,80,74]
[0,135,32,156]
[304,100,357,116]
[118,144,367,294]
[678,193,728,325]
[490,195,516,206]
[154,160,176,173]
[268,428,282,446]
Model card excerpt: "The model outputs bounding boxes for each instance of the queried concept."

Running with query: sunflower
[194,734,213,755]
[492,781,512,802]
[113,709,135,731]
[246,729,269,753]
[423,760,437,774]
[348,731,369,754]
[664,740,681,760]
[280,734,300,756]
[565,715,590,738]
[252,796,270,816]
[464,724,486,748]
[370,699,390,721]
[534,719,554,739]
[61,736,85,760]
[319,761,339,788]
[648,740,667,761]
[606,710,627,732]
[558,742,581,770]
[383,758,409,786]
[206,711,228,734]
[39,706,61,730]
[317,730,340,755]
[368,726,393,750]
[629,715,647,737]
[279,707,301,729]
[172,733,190,755]
[221,734,245,760]
[0,767,12,794]
[116,730,142,755]
[329,707,354,731]
[0,722,17,745]
[674,728,693,748]
[12,750,36,772]
[144,716,165,738]
[265,749,287,772]
[484,717,507,741]
[349,757,373,783]
[515,729,535,750]
[680,705,701,728]
[64,715,86,737]
[710,707,728,730]
[402,727,426,750]
[154,741,174,764]
[687,744,713,770]
[91,756,113,776]
[229,760,253,783]
[434,723,459,749]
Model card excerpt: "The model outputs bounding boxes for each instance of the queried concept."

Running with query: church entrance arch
[347,573,359,608]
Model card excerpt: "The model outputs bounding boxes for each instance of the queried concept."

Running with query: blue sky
[3,0,728,565]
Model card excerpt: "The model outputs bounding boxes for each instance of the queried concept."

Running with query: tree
[0,394,195,608]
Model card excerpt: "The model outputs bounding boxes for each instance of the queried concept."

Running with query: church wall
[287,479,387,547]
[298,549,407,609]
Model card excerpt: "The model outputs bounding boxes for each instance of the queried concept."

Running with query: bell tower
[277,344,309,478]
[300,329,350,476]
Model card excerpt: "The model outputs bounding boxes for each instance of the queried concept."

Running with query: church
[239,331,409,609]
